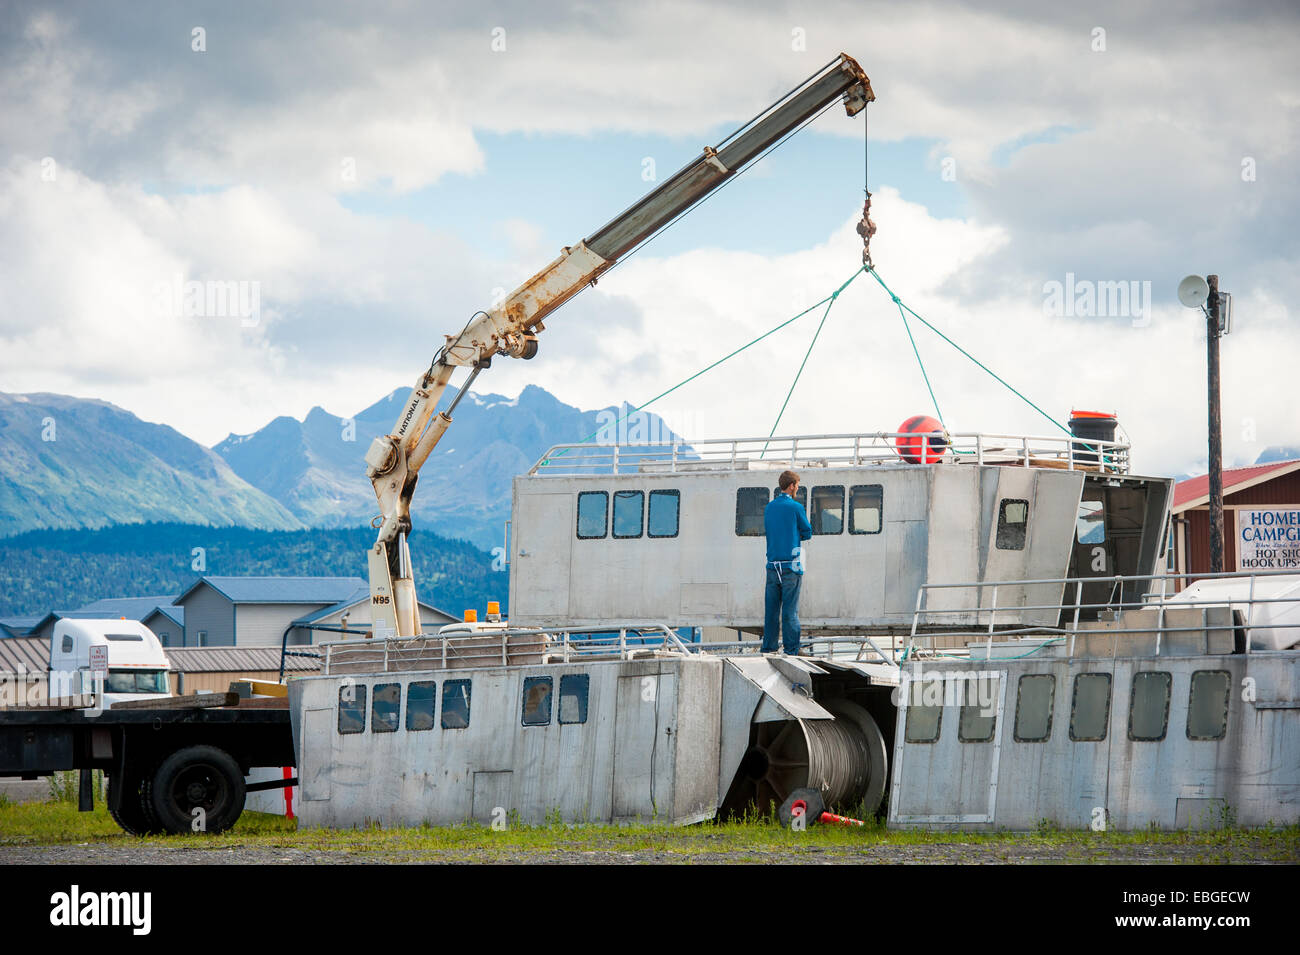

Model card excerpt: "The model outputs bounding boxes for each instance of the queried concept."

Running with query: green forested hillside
[0,523,505,619]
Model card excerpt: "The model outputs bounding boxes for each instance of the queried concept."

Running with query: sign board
[1237,508,1300,570]
[88,644,109,679]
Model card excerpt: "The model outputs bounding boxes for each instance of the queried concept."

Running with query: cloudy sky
[2,0,1297,477]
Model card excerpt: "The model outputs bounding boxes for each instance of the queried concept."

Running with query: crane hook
[856,192,876,270]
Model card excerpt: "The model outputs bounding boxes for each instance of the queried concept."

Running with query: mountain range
[0,387,679,550]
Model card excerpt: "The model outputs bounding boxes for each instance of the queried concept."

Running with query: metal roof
[146,605,185,627]
[0,637,48,672]
[0,636,320,675]
[75,595,179,618]
[0,617,40,638]
[1173,459,1300,511]
[164,646,321,673]
[176,576,368,606]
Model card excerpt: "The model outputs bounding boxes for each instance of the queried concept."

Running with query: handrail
[317,626,904,675]
[528,431,1131,476]
[907,568,1300,659]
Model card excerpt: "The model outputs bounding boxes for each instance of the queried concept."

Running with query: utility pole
[1206,274,1225,574]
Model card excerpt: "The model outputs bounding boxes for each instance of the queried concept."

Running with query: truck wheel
[107,772,163,836]
[148,745,246,835]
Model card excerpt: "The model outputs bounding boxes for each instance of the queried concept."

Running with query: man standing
[763,470,812,655]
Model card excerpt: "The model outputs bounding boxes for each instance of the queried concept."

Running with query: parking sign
[89,644,108,679]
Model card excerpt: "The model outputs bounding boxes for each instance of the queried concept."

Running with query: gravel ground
[1,840,1287,864]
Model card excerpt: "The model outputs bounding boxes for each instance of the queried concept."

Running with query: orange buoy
[895,415,947,464]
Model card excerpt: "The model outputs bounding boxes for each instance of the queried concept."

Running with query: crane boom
[363,53,874,638]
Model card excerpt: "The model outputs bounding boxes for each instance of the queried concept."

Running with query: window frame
[406,680,436,732]
[337,684,367,735]
[958,700,998,743]
[558,673,590,725]
[849,484,884,535]
[1013,674,1055,742]
[521,675,554,727]
[1076,498,1106,544]
[371,681,401,734]
[735,487,770,537]
[996,498,1030,550]
[647,489,680,539]
[904,701,943,743]
[1069,672,1112,741]
[1127,670,1173,742]
[441,678,473,729]
[810,485,846,536]
[611,489,644,540]
[576,491,609,540]
[1186,669,1231,741]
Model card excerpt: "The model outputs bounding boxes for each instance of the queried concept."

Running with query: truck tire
[148,745,246,835]
[107,772,163,836]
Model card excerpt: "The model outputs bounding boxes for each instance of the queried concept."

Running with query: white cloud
[0,0,1296,482]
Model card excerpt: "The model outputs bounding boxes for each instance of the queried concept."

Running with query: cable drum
[727,696,889,817]
[802,711,872,807]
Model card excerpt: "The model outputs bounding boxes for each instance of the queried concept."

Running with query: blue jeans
[763,562,803,654]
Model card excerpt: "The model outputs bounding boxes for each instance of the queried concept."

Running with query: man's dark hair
[778,470,800,491]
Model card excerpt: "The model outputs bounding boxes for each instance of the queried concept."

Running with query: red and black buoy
[894,414,948,464]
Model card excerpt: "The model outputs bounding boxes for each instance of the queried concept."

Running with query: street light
[1179,273,1232,573]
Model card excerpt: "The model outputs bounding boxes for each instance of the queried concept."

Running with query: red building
[1171,459,1300,579]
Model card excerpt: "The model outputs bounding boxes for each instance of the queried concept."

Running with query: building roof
[0,616,41,638]
[1173,459,1300,512]
[146,605,185,627]
[290,590,458,627]
[75,595,178,618]
[0,636,49,672]
[164,646,321,673]
[175,576,368,606]
[0,636,320,675]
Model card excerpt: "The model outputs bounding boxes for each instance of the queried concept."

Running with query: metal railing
[529,431,1130,476]
[905,569,1300,661]
[318,625,905,676]
[321,625,699,675]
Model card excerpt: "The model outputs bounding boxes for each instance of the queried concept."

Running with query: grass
[0,800,1296,863]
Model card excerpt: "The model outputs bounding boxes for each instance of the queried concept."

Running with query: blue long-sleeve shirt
[764,492,812,563]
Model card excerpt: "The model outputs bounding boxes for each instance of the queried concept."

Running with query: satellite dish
[1178,274,1209,308]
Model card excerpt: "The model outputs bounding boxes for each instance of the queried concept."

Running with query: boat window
[338,684,367,735]
[904,699,942,743]
[793,486,808,510]
[648,489,680,538]
[1013,674,1055,742]
[372,682,400,734]
[1076,499,1105,544]
[559,674,589,724]
[612,490,644,539]
[577,491,608,539]
[1128,671,1172,741]
[442,679,472,729]
[849,484,883,534]
[811,485,845,535]
[958,698,997,742]
[735,487,769,536]
[1069,673,1111,741]
[521,676,553,726]
[406,681,436,732]
[996,499,1029,550]
[1186,670,1230,741]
